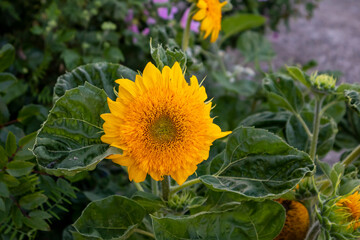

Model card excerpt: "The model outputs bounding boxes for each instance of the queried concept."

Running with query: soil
[269,0,360,84]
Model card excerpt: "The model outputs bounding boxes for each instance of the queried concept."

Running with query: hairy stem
[182,4,195,51]
[134,182,144,192]
[151,178,159,196]
[294,113,313,139]
[134,229,155,239]
[161,176,170,201]
[309,96,324,161]
[343,145,360,167]
[169,178,201,195]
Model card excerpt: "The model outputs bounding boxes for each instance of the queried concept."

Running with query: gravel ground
[269,0,360,84]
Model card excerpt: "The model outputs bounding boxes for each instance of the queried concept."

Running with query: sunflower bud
[317,192,360,239]
[310,72,336,93]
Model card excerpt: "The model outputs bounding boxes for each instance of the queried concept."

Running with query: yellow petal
[142,62,162,89]
[170,62,186,88]
[128,165,147,182]
[193,9,206,21]
[110,155,132,166]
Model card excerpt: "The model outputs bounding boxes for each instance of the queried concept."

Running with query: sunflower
[101,62,230,185]
[336,191,360,230]
[193,0,227,43]
[275,199,310,240]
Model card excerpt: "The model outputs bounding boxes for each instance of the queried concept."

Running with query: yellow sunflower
[275,199,310,240]
[101,62,230,185]
[336,191,360,230]
[193,0,227,43]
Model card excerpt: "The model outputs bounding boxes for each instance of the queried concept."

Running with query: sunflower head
[336,191,360,231]
[275,199,310,240]
[101,62,230,185]
[193,0,227,43]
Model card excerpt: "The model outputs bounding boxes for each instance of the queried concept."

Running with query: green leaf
[286,111,338,157]
[23,217,50,231]
[104,47,124,63]
[344,90,360,114]
[6,161,35,177]
[237,31,275,63]
[323,101,346,123]
[240,111,290,134]
[152,200,285,240]
[29,210,52,219]
[0,146,7,168]
[0,96,10,124]
[0,198,5,212]
[33,83,120,176]
[0,173,20,187]
[53,62,136,102]
[263,73,304,113]
[17,104,48,125]
[286,66,311,88]
[336,83,360,94]
[61,49,81,71]
[5,131,17,157]
[222,14,266,40]
[0,44,15,72]
[200,127,314,199]
[131,191,164,214]
[150,43,187,71]
[73,195,146,239]
[1,80,28,104]
[0,72,17,91]
[14,132,37,161]
[0,181,9,197]
[19,192,48,210]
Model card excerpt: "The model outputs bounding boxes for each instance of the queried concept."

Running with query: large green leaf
[152,200,285,240]
[222,14,266,40]
[240,111,290,134]
[286,66,311,88]
[263,73,304,113]
[73,195,146,240]
[0,44,15,72]
[200,127,314,199]
[237,31,275,63]
[33,83,120,176]
[286,111,338,157]
[53,62,137,101]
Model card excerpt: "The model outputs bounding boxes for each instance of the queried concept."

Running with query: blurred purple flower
[128,24,139,34]
[142,28,150,36]
[147,17,156,25]
[157,7,178,20]
[125,9,134,23]
[181,8,200,33]
[153,0,168,3]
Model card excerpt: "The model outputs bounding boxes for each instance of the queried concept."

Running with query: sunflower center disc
[150,116,177,143]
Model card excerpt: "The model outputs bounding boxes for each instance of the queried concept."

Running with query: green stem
[133,229,155,239]
[309,96,324,161]
[182,4,195,51]
[151,178,159,196]
[294,113,313,139]
[134,182,144,192]
[319,100,338,118]
[342,145,360,167]
[161,176,170,201]
[169,178,201,195]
